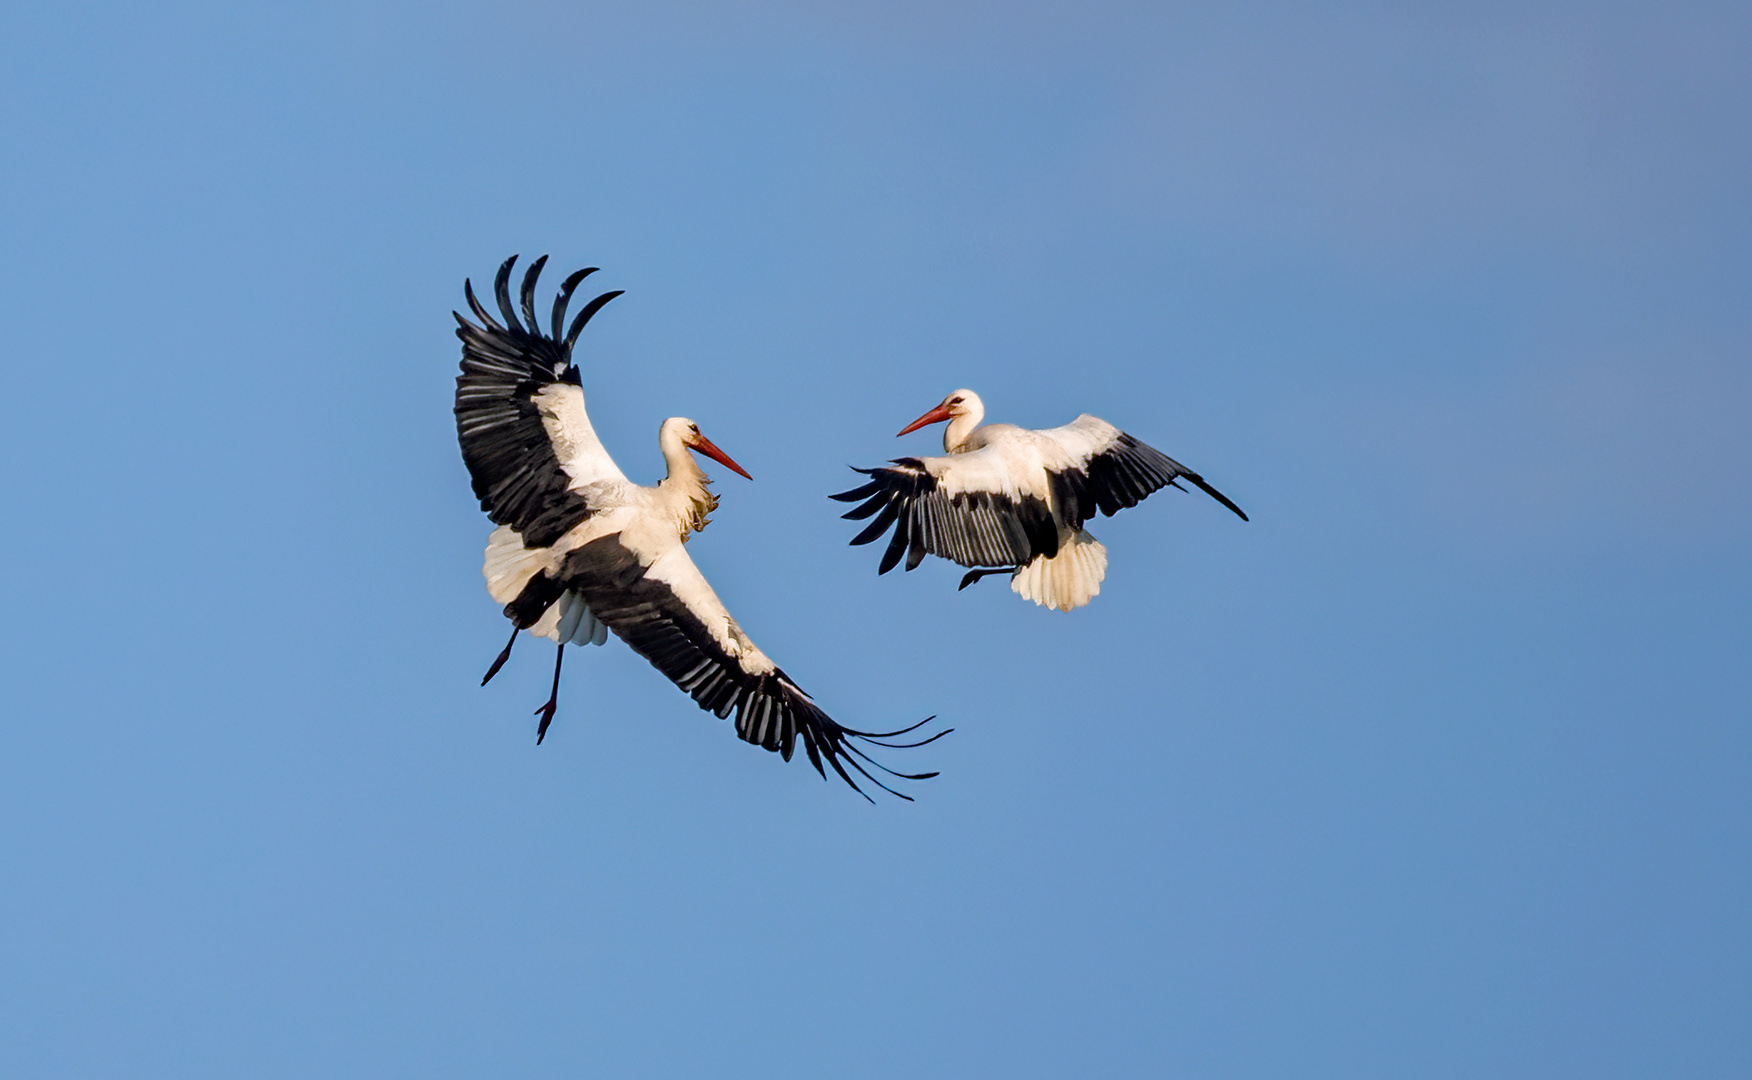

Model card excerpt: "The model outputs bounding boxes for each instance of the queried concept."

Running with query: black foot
[958,566,1020,591]
[533,643,566,745]
[482,624,518,685]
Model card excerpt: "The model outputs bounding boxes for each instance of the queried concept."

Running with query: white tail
[483,525,607,645]
[484,525,550,604]
[1010,529,1108,611]
[532,589,609,646]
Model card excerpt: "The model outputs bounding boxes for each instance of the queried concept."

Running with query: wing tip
[785,696,948,802]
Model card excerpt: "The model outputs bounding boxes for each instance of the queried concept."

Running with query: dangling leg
[482,624,519,685]
[958,566,1020,591]
[534,643,565,745]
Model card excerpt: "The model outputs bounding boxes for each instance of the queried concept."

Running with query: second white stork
[832,389,1248,611]
[454,256,943,800]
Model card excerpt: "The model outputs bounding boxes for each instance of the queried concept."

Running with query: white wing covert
[557,533,947,801]
[453,255,629,549]
[831,440,1061,573]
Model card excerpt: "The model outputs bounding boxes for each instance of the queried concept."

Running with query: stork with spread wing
[455,256,943,799]
[834,389,1248,611]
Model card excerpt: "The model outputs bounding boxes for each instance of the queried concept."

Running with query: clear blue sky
[3,1,1748,1076]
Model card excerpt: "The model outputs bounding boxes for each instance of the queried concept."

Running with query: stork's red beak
[897,403,953,438]
[687,433,753,480]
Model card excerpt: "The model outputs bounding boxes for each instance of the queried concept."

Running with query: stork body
[455,256,940,799]
[832,389,1248,611]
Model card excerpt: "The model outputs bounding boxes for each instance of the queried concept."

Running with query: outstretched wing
[454,255,630,549]
[558,533,946,801]
[830,443,1060,573]
[1034,415,1249,528]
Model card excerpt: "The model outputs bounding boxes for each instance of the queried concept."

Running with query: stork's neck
[944,399,985,454]
[656,429,718,539]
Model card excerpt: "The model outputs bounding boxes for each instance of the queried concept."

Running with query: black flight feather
[453,256,625,547]
[557,534,945,802]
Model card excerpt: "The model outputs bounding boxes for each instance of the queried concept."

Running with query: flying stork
[454,255,942,799]
[832,389,1248,611]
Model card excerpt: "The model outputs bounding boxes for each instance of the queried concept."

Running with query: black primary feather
[833,460,1054,573]
[558,534,948,802]
[453,255,626,548]
[1059,433,1248,527]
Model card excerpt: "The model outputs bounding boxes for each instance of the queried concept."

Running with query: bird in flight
[833,388,1248,611]
[454,256,943,799]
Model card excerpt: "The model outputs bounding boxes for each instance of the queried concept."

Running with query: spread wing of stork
[455,256,945,800]
[833,389,1248,611]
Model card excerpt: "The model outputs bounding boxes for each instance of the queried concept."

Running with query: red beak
[687,433,753,480]
[897,403,953,438]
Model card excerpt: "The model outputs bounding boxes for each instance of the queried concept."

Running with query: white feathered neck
[655,416,718,540]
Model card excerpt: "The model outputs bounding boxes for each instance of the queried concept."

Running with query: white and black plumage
[832,389,1248,611]
[454,256,943,799]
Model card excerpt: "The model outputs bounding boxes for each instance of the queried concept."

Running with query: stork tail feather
[1010,530,1107,611]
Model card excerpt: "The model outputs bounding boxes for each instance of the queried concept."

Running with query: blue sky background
[3,1,1749,1075]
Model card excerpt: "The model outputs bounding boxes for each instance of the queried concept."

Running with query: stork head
[897,389,982,437]
[663,417,753,479]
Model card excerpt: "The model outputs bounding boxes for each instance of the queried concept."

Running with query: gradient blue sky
[3,2,1749,1076]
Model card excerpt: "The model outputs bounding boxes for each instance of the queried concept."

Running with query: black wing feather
[493,256,520,330]
[464,277,502,330]
[564,288,624,353]
[453,255,625,548]
[518,255,547,334]
[850,500,901,545]
[833,458,1054,572]
[1058,433,1248,527]
[559,535,945,802]
[550,267,597,341]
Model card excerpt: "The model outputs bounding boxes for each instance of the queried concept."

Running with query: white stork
[832,389,1248,611]
[454,256,943,799]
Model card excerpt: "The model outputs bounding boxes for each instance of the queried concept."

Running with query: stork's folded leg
[534,644,565,744]
[482,624,519,686]
[958,566,1021,591]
